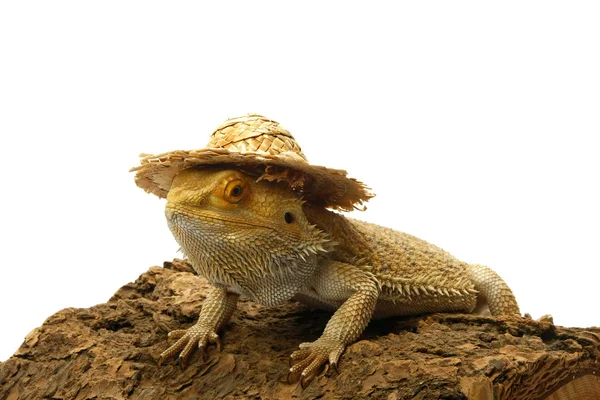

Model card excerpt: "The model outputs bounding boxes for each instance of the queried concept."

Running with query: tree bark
[1,259,598,400]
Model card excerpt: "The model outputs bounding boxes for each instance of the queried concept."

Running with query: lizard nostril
[284,212,294,224]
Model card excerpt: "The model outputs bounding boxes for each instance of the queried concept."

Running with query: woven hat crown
[131,113,373,211]
[208,115,308,162]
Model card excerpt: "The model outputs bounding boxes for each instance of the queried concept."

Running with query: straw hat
[130,114,373,211]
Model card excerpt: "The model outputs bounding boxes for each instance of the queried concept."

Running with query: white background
[1,2,598,362]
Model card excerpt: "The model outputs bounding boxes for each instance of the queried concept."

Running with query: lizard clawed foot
[157,324,222,368]
[288,338,345,389]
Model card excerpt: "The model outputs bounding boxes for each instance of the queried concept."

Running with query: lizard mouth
[165,204,276,231]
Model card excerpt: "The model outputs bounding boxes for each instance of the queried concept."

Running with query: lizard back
[304,205,478,317]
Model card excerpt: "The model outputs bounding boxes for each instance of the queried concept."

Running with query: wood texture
[1,259,598,400]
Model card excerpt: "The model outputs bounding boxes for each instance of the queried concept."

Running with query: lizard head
[165,166,331,306]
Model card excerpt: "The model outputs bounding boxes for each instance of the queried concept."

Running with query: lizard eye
[231,185,243,197]
[224,180,246,203]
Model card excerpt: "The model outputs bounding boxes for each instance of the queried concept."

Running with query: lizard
[156,165,521,388]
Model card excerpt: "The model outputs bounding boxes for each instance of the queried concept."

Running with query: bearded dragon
[158,166,521,387]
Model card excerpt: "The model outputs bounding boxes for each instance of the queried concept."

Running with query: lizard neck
[302,204,372,264]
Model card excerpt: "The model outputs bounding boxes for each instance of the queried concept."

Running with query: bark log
[1,259,598,400]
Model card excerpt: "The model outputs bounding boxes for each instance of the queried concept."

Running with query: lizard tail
[466,264,521,316]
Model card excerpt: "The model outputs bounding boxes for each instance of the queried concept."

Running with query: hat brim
[130,147,373,211]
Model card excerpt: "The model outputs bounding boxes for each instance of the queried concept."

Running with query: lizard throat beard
[166,212,319,306]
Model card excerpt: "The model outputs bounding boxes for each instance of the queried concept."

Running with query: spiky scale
[156,167,521,389]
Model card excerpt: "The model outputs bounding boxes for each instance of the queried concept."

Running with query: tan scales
[132,114,537,389]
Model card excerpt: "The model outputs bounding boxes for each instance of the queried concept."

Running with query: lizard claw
[157,324,221,368]
[300,372,315,390]
[198,344,208,362]
[287,371,297,385]
[331,361,339,375]
[157,354,167,367]
[214,335,222,352]
[299,363,330,389]
[288,337,345,388]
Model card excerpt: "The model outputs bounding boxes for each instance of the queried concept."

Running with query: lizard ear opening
[284,212,294,224]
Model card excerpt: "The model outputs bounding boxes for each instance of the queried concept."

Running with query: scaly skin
[158,166,521,387]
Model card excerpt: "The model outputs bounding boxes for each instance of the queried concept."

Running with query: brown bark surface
[1,259,598,400]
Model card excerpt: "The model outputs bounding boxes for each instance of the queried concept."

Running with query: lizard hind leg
[466,264,521,317]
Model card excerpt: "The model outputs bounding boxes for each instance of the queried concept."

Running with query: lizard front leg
[289,260,380,388]
[158,285,239,367]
